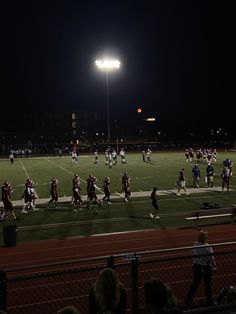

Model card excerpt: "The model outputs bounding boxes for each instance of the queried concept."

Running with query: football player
[122,172,131,202]
[0,181,17,221]
[48,177,58,208]
[102,177,111,204]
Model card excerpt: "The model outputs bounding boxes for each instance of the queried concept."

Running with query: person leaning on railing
[89,267,127,314]
[185,230,216,308]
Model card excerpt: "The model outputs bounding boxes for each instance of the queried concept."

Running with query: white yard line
[46,158,104,194]
[19,158,30,179]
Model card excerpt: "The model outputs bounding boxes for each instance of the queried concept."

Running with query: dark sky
[1,0,230,136]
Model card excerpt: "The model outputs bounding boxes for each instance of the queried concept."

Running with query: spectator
[217,285,236,304]
[144,278,182,313]
[57,306,80,314]
[89,268,127,314]
[185,231,216,308]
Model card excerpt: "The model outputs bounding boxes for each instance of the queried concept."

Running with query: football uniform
[222,167,230,192]
[206,165,214,187]
[102,177,111,203]
[1,183,13,212]
[192,165,200,188]
[122,173,131,201]
[48,178,58,208]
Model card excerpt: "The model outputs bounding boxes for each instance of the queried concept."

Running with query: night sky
[1,1,230,138]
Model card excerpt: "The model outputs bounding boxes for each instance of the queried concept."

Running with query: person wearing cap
[150,187,160,219]
[185,231,216,308]
[192,164,200,188]
[206,163,214,188]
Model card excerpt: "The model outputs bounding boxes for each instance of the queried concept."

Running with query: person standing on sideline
[206,163,214,188]
[122,172,131,202]
[86,174,101,211]
[176,168,189,196]
[48,177,58,208]
[185,231,216,308]
[0,181,17,221]
[71,174,82,212]
[102,177,111,204]
[221,167,231,192]
[192,164,200,188]
[150,187,160,219]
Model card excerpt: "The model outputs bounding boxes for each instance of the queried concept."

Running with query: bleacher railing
[1,241,236,314]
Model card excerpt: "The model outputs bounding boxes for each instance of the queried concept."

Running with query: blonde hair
[57,305,80,314]
[198,230,208,243]
[94,268,121,312]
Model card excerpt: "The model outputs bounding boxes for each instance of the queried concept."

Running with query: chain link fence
[1,242,236,314]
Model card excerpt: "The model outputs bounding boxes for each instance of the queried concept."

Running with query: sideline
[2,186,233,207]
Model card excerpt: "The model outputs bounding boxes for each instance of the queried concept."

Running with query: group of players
[0,171,132,221]
[176,155,233,196]
[1,148,234,222]
[94,147,126,168]
[185,148,218,164]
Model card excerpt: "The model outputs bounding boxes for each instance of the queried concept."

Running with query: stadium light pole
[95,59,120,143]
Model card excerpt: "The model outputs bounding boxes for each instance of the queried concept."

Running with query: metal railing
[1,241,236,314]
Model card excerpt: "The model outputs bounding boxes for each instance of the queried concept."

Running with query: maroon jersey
[1,185,11,202]
[50,181,58,200]
[179,171,185,181]
[122,174,130,188]
[103,177,110,194]
[1,183,13,211]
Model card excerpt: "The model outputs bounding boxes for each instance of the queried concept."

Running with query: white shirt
[192,241,216,268]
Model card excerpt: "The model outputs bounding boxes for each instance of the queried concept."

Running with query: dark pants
[186,263,213,306]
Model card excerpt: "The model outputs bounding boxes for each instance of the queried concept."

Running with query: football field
[0,151,235,245]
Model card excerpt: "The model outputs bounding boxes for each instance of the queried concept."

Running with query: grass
[0,151,235,245]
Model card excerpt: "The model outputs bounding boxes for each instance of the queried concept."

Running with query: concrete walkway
[6,186,228,207]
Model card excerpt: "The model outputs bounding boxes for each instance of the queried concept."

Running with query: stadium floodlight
[95,58,121,143]
[95,59,120,71]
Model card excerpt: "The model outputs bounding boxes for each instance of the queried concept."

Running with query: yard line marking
[46,158,84,180]
[46,158,104,194]
[19,159,30,179]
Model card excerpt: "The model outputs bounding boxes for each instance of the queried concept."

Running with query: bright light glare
[95,59,120,70]
[145,118,156,122]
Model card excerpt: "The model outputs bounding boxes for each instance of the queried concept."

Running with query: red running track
[1,224,236,314]
[1,224,236,273]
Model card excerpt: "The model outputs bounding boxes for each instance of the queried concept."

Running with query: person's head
[198,230,208,244]
[144,278,177,313]
[94,268,121,312]
[153,187,158,192]
[57,306,80,314]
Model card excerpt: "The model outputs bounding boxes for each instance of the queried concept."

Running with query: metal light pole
[106,70,110,143]
[95,59,120,143]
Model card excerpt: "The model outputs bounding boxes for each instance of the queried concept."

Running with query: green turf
[0,151,235,245]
